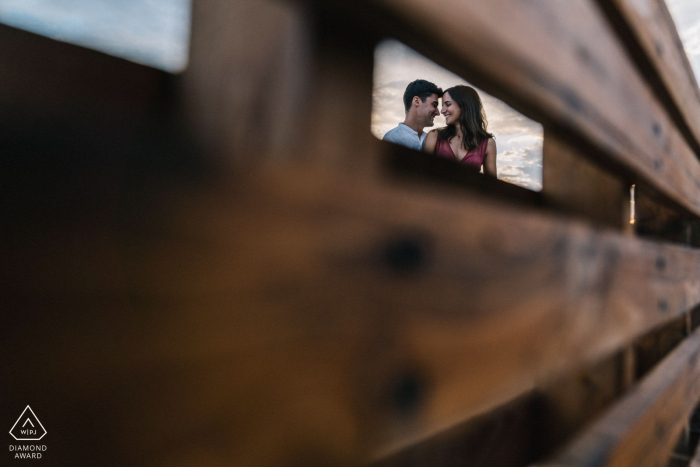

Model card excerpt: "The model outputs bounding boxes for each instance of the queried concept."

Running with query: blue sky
[0,0,190,72]
[372,4,700,192]
[372,40,545,191]
[667,0,700,80]
[0,1,693,79]
[0,0,694,176]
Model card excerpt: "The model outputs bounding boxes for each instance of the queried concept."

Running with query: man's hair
[403,79,443,112]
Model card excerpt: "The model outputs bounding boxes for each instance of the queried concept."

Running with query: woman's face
[441,92,462,126]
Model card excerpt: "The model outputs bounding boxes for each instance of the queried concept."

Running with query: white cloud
[0,0,190,72]
[667,0,700,82]
[373,39,543,191]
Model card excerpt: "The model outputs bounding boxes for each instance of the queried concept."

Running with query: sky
[0,0,190,72]
[667,0,700,79]
[372,40,545,191]
[0,0,694,167]
[372,4,700,192]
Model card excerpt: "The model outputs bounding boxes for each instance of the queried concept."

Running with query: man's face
[416,93,440,128]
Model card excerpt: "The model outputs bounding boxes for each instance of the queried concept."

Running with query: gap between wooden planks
[110,163,700,460]
[539,328,700,467]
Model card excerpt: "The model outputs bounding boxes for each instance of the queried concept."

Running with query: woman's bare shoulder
[423,129,439,153]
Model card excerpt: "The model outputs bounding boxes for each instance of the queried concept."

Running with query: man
[383,79,443,151]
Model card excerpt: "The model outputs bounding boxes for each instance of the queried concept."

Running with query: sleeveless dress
[435,137,490,171]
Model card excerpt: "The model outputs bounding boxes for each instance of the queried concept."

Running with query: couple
[383,79,497,177]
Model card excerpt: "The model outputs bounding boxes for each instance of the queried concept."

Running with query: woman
[424,85,497,177]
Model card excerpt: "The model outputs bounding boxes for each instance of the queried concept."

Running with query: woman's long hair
[438,85,493,151]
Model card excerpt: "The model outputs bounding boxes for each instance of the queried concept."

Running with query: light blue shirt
[382,123,427,151]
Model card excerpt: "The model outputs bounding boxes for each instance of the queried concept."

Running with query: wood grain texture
[7,156,700,464]
[363,0,700,217]
[542,131,627,228]
[540,328,700,467]
[371,392,539,467]
[634,315,688,378]
[4,0,700,464]
[0,23,165,120]
[690,432,700,467]
[126,166,700,459]
[600,0,700,154]
[371,350,631,467]
[182,0,313,162]
[634,183,698,245]
[182,0,379,171]
[537,352,626,456]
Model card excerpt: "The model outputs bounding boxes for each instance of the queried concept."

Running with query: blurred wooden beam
[362,0,700,218]
[540,328,700,467]
[598,0,700,156]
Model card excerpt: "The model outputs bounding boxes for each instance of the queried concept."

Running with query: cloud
[0,0,190,72]
[373,39,544,191]
[667,0,700,82]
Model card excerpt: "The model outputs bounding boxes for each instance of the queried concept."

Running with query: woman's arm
[423,130,438,154]
[483,138,497,177]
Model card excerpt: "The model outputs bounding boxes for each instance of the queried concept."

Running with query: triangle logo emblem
[9,406,46,441]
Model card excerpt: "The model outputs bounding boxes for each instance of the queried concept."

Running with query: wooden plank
[691,408,700,464]
[7,157,700,463]
[12,0,700,464]
[0,23,166,120]
[385,142,542,206]
[371,392,539,467]
[540,328,700,467]
[692,304,700,331]
[372,349,631,467]
[537,352,625,455]
[5,3,700,459]
[634,183,695,244]
[182,0,379,169]
[542,131,627,228]
[121,164,700,452]
[4,102,700,463]
[360,0,700,217]
[671,423,693,460]
[690,427,700,467]
[182,0,312,160]
[634,315,687,378]
[599,0,700,155]
[134,167,700,458]
[621,345,636,390]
